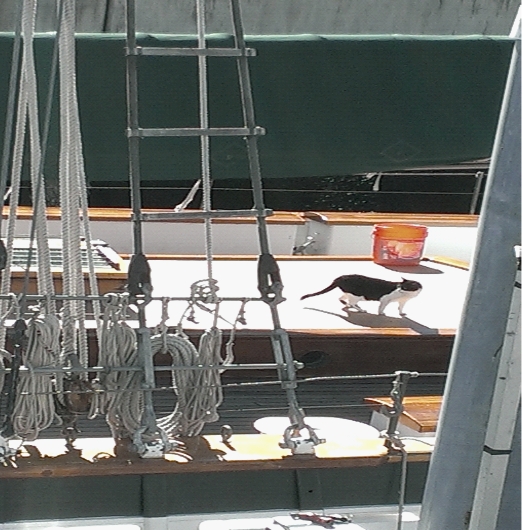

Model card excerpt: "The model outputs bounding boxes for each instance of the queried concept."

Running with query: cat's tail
[300,280,339,300]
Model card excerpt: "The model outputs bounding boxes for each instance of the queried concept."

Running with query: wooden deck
[144,256,468,331]
[137,256,467,378]
[0,256,454,485]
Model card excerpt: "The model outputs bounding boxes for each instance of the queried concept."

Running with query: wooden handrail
[2,206,304,225]
[3,206,478,226]
[304,211,479,226]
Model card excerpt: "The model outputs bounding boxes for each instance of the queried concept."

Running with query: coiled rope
[152,329,225,437]
[11,311,61,441]
[149,296,238,437]
[89,295,143,440]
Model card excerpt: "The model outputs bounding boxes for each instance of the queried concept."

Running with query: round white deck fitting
[253,416,380,441]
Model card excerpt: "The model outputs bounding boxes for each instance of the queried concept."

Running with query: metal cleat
[0,435,17,466]
[139,439,169,459]
[279,423,325,455]
[132,426,175,459]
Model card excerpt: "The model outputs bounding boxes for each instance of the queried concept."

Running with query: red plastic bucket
[372,224,428,266]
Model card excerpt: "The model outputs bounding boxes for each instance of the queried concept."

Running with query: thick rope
[0,0,56,349]
[58,0,81,361]
[23,0,55,310]
[89,296,143,440]
[152,321,232,438]
[11,313,61,441]
[58,0,100,372]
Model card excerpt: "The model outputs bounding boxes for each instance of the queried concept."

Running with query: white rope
[195,0,217,300]
[89,295,143,440]
[57,0,100,373]
[11,312,61,441]
[23,0,55,311]
[223,299,248,365]
[152,330,223,437]
[0,0,56,350]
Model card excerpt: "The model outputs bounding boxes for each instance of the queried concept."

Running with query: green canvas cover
[0,33,514,182]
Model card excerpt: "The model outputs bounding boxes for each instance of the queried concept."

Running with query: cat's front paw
[399,312,407,317]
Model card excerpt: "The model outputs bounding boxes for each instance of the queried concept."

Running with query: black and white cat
[300,274,422,316]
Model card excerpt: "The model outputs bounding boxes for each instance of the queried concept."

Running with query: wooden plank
[4,207,480,226]
[3,207,304,225]
[303,211,479,227]
[364,396,442,433]
[428,256,470,270]
[0,434,431,479]
[125,254,376,261]
[8,270,127,294]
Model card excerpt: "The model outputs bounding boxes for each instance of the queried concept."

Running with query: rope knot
[189,279,219,305]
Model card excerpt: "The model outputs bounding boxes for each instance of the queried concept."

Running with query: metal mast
[417,22,521,530]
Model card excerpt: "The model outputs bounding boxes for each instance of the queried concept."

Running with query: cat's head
[400,278,422,292]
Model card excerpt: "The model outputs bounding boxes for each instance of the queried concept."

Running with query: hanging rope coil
[90,295,143,440]
[11,312,61,441]
[152,327,229,437]
[149,294,247,438]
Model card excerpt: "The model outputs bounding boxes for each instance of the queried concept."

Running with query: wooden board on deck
[1,433,432,479]
[364,395,442,433]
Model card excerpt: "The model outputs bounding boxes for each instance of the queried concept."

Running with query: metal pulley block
[126,252,153,304]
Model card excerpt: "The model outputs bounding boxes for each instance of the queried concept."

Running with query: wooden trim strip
[3,206,478,226]
[120,254,376,261]
[3,206,304,225]
[0,447,430,479]
[120,254,469,272]
[9,270,127,279]
[304,211,479,227]
[287,328,456,337]
[427,256,470,270]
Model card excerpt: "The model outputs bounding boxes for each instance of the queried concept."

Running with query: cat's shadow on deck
[380,263,443,275]
[305,307,439,335]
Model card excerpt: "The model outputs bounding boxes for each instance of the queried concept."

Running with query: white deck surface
[253,416,380,440]
[0,506,422,530]
[144,259,469,333]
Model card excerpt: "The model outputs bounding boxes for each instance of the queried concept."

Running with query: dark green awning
[0,33,514,182]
